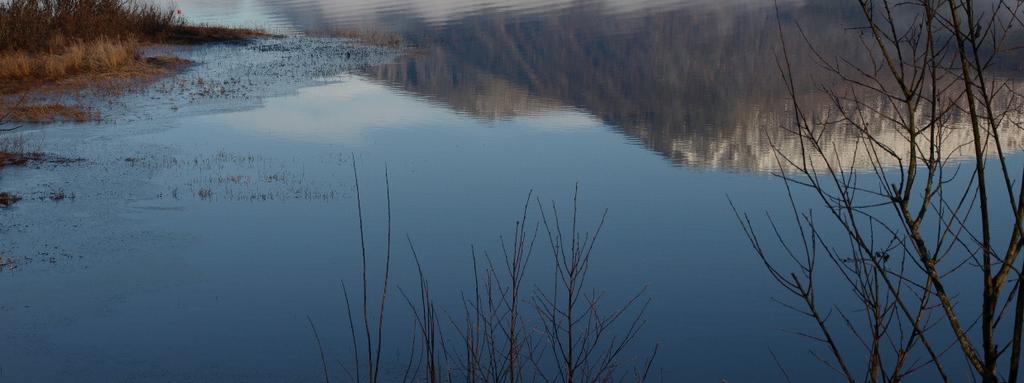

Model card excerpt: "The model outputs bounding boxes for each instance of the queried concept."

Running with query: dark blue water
[1,0,1022,381]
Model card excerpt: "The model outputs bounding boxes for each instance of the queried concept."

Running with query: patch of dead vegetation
[0,133,83,207]
[0,255,19,271]
[0,47,195,123]
[0,103,99,123]
[0,0,267,123]
[0,132,80,166]
[0,0,267,53]
[197,187,213,200]
[0,134,42,165]
[49,189,70,201]
[162,25,268,45]
[0,38,138,80]
[0,192,22,207]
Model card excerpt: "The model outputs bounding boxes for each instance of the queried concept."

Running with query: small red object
[176,8,182,14]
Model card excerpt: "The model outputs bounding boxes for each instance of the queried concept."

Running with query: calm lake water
[2,0,1022,382]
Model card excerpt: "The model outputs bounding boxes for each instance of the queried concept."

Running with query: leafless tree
[736,0,1024,382]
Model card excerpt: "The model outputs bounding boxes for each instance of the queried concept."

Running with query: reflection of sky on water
[196,75,603,145]
[4,0,1023,381]
[0,67,821,380]
[159,76,808,381]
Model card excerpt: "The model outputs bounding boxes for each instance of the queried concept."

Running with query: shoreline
[0,31,266,124]
[0,35,401,208]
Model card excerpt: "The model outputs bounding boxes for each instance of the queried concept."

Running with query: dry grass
[0,38,138,81]
[0,0,169,53]
[0,0,266,123]
[0,152,30,167]
[0,134,50,208]
[0,192,21,207]
[0,151,20,204]
[0,135,41,209]
[0,0,250,53]
[0,134,43,165]
[0,103,99,123]
[0,0,267,54]
[0,41,192,96]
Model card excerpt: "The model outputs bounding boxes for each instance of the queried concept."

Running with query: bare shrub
[312,161,656,382]
[736,1,1024,382]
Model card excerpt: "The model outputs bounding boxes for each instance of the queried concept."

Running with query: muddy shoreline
[0,36,397,265]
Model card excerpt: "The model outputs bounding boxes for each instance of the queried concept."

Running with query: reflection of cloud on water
[197,75,602,144]
[668,107,1024,172]
[365,49,564,120]
[196,76,450,143]
[515,109,604,131]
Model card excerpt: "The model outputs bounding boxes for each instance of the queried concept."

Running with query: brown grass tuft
[0,152,29,167]
[0,39,139,81]
[0,192,21,207]
[0,43,192,123]
[0,134,44,166]
[0,103,99,123]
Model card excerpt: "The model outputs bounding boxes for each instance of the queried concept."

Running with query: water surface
[2,0,1022,381]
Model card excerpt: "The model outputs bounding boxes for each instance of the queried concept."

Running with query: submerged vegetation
[0,0,263,122]
[0,191,22,207]
[0,122,73,209]
[0,130,37,208]
[306,165,656,382]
